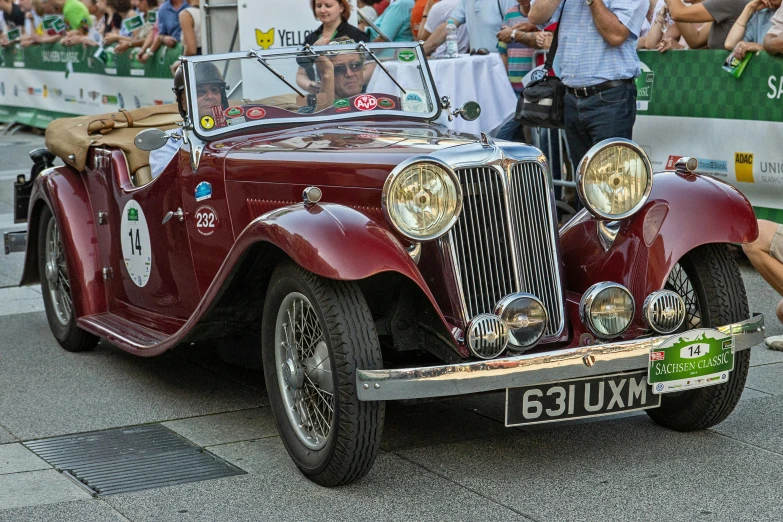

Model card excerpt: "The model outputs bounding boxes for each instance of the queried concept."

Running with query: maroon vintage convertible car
[6,42,765,487]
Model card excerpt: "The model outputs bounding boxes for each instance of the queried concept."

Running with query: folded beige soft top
[45,104,183,173]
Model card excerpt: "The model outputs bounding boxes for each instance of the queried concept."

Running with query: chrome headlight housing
[382,158,463,241]
[577,138,653,220]
[579,282,635,339]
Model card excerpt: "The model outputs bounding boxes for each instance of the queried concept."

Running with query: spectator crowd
[2,0,782,80]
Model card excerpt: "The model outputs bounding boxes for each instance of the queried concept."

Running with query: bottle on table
[445,19,459,59]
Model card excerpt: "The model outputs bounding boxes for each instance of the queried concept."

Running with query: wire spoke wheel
[37,207,98,352]
[275,292,334,451]
[262,261,384,486]
[666,262,701,330]
[44,217,72,326]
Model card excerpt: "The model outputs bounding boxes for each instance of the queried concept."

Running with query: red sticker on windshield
[246,107,267,119]
[224,106,244,118]
[377,98,395,109]
[195,205,219,236]
[211,106,227,128]
[354,95,377,111]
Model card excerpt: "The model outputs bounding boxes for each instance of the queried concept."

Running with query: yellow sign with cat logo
[734,152,754,183]
[256,28,275,49]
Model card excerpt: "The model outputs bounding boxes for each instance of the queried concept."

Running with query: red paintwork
[560,171,758,337]
[20,117,758,361]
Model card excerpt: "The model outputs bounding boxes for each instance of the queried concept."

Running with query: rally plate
[505,371,660,427]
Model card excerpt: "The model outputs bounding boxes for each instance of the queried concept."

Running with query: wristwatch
[586,0,594,5]
[511,29,517,42]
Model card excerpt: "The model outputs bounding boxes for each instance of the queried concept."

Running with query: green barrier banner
[0,42,181,128]
[633,50,783,222]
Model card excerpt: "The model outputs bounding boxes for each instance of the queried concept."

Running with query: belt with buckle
[566,79,634,98]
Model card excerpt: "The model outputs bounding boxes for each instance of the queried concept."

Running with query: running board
[78,313,170,349]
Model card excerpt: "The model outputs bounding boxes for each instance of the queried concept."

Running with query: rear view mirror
[134,129,169,151]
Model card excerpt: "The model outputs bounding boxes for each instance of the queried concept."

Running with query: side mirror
[459,101,481,121]
[134,128,170,151]
[449,101,481,122]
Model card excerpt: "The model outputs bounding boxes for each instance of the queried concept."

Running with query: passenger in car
[149,62,227,178]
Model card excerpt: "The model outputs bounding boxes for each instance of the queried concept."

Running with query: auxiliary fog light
[494,293,548,351]
[466,314,509,360]
[579,282,635,339]
[642,290,685,334]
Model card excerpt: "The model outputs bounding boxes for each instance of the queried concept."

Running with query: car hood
[219,121,484,189]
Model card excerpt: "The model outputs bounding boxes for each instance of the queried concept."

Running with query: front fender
[560,172,757,300]
[21,166,106,317]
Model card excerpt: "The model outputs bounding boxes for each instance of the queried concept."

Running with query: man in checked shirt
[528,0,648,166]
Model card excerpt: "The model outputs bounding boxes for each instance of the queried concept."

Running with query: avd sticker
[354,95,377,111]
[120,200,152,287]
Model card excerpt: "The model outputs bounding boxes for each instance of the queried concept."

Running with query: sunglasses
[469,48,489,55]
[333,60,364,76]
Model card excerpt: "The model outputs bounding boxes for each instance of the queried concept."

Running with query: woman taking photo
[297,0,368,93]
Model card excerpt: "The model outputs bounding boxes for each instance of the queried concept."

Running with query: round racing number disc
[120,200,152,287]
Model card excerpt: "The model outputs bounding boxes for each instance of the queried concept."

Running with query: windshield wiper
[356,42,407,95]
[248,49,306,98]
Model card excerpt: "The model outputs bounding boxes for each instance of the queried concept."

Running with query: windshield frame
[183,42,442,142]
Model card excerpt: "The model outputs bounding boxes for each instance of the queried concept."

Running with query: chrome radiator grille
[447,163,564,337]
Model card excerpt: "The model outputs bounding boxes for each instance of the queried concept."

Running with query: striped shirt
[538,0,648,88]
[497,6,535,93]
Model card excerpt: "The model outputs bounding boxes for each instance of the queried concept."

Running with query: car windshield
[186,42,439,139]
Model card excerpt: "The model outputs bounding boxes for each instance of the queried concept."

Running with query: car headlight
[579,282,635,339]
[577,138,653,220]
[382,158,462,241]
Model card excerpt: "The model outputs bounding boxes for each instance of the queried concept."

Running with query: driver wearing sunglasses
[316,51,367,100]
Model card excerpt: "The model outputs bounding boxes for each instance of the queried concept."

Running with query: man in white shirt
[423,0,518,54]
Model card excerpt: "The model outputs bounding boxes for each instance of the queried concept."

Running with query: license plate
[505,371,660,427]
[648,328,733,394]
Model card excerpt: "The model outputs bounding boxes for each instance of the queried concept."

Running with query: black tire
[262,261,384,486]
[37,207,98,352]
[646,243,749,431]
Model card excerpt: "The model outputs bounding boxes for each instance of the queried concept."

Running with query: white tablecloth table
[366,54,517,135]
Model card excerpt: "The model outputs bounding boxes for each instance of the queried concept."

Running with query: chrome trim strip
[356,314,765,401]
[439,152,565,339]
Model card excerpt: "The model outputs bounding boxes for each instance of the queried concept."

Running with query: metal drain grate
[25,424,245,495]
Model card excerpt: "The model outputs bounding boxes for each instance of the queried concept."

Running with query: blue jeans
[564,83,637,169]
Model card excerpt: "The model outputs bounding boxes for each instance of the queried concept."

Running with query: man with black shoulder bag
[525,0,648,167]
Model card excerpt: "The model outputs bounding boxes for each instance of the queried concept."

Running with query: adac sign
[735,152,754,183]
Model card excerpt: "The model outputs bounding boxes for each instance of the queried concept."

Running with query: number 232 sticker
[195,205,219,236]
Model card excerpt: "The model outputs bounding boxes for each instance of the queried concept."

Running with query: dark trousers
[563,83,637,169]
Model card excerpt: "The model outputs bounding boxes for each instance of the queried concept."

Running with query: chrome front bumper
[356,314,765,401]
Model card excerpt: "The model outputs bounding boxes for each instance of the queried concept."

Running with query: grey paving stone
[105,438,532,522]
[0,470,91,511]
[0,426,17,444]
[712,395,783,454]
[745,362,783,395]
[739,386,774,401]
[0,444,49,475]
[0,499,128,522]
[749,344,783,367]
[396,414,783,522]
[0,314,265,440]
[163,408,278,448]
[382,396,510,451]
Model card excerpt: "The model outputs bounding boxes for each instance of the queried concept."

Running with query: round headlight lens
[383,160,462,241]
[577,139,653,220]
[580,282,635,339]
[494,293,548,351]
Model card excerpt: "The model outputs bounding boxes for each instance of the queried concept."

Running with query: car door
[94,147,201,320]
